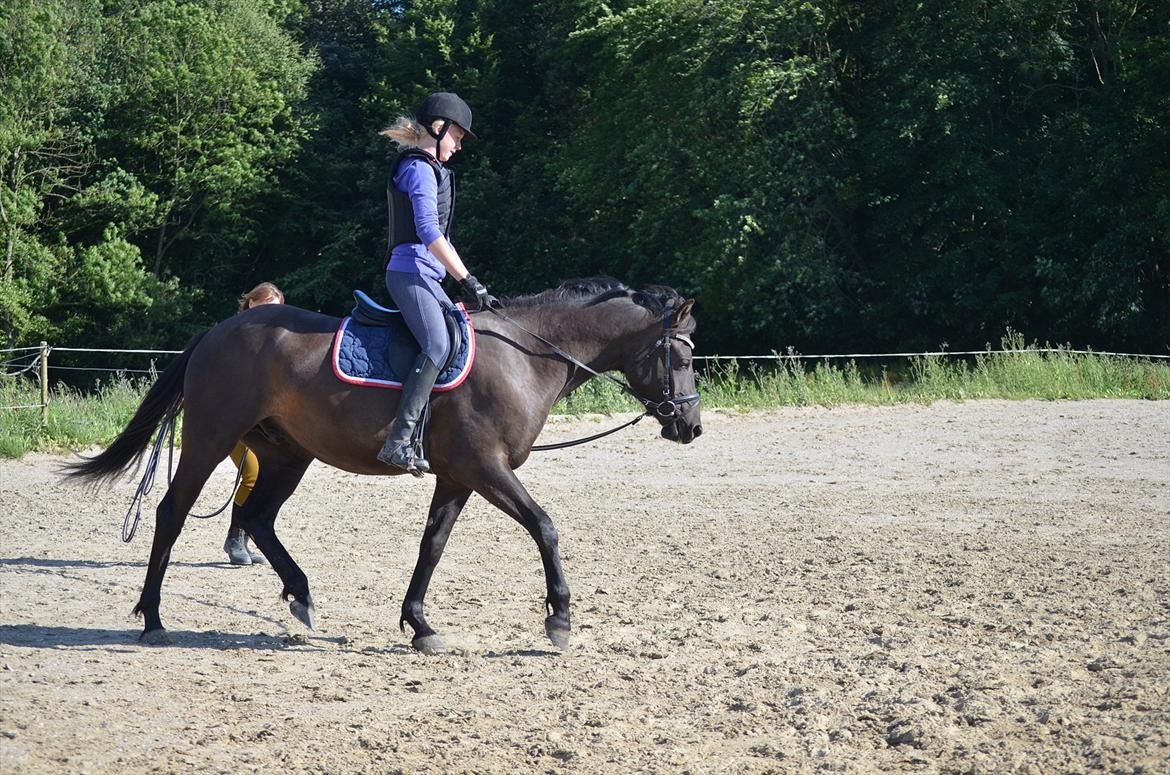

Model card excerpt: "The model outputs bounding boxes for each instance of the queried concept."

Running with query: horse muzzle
[658,399,702,444]
[661,417,702,444]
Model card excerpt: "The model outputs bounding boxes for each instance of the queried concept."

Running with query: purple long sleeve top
[386,158,447,281]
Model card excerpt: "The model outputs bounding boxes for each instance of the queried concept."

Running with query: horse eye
[679,359,691,369]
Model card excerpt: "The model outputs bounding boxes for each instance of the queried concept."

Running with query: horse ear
[673,298,695,326]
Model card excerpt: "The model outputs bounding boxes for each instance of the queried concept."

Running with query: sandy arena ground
[0,400,1167,773]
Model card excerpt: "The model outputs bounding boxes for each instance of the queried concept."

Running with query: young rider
[376,92,499,475]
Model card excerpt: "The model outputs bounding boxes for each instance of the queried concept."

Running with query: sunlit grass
[692,333,1169,411]
[1,373,168,459]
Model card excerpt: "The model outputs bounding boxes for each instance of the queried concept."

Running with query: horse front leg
[401,478,472,654]
[475,465,572,649]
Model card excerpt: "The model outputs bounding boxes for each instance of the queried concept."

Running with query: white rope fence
[48,347,184,354]
[3,342,1168,420]
[694,348,1170,361]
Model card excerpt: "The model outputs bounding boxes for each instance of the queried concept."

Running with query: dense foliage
[2,0,1166,355]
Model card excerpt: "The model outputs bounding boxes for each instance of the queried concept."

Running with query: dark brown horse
[65,278,701,652]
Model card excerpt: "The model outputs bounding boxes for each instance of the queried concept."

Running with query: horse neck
[521,298,651,374]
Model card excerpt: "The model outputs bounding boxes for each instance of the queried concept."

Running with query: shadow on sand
[0,624,357,651]
[0,556,225,570]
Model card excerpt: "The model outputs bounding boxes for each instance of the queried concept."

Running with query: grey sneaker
[224,530,253,565]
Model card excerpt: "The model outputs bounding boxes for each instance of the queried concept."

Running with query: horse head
[620,289,703,445]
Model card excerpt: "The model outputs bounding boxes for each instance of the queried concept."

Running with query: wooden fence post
[39,341,49,426]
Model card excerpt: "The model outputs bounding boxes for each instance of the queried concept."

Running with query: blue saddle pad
[331,303,475,390]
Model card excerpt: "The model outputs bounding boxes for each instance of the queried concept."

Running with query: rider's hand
[459,274,502,311]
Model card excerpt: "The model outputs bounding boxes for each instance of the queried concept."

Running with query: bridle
[488,301,700,451]
[646,301,701,419]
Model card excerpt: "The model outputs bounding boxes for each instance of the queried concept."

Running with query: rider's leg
[379,271,452,474]
[378,352,441,474]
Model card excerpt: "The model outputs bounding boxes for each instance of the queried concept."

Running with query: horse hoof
[139,628,172,646]
[289,599,316,631]
[412,634,451,655]
[545,617,571,650]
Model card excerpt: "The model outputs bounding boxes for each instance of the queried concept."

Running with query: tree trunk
[153,216,169,277]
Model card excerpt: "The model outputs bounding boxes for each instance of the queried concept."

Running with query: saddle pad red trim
[330,303,475,391]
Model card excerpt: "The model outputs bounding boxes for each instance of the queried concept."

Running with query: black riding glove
[459,274,501,311]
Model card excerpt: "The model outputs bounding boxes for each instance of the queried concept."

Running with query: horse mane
[502,277,627,308]
[504,276,685,315]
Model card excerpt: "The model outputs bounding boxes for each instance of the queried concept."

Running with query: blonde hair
[238,282,284,313]
[379,116,447,148]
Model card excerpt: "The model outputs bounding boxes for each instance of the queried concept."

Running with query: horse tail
[62,331,208,486]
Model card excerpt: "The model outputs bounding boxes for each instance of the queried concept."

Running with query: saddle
[332,290,475,390]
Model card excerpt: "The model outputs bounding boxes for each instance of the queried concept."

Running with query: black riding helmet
[416,92,477,150]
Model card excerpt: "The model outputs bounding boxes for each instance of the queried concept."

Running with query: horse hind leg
[229,454,315,630]
[133,449,225,644]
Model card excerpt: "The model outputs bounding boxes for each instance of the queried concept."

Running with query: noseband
[488,301,699,451]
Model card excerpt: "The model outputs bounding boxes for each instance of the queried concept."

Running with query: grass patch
[695,334,1169,410]
[1,373,163,459]
[3,336,1167,459]
[553,334,1169,414]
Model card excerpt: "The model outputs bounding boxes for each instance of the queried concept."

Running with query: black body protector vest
[385,148,455,265]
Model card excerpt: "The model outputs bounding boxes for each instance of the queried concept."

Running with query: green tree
[555,0,855,352]
[6,0,1165,358]
[454,0,618,295]
[1023,1,1170,348]
[262,0,497,314]
[97,0,316,282]
[0,0,177,348]
[251,0,400,314]
[840,0,1169,351]
[1,0,315,350]
[0,0,96,342]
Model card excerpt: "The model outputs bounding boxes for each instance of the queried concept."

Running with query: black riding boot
[377,353,440,476]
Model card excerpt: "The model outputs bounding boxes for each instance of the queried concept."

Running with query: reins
[121,402,243,542]
[528,414,647,451]
[486,303,698,452]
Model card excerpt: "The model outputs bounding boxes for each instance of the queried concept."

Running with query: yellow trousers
[229,441,259,507]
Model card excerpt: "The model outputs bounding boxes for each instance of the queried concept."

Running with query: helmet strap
[425,119,452,156]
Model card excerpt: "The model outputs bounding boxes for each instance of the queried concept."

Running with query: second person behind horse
[224,281,285,565]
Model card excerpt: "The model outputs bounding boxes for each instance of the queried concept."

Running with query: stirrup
[379,442,429,477]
